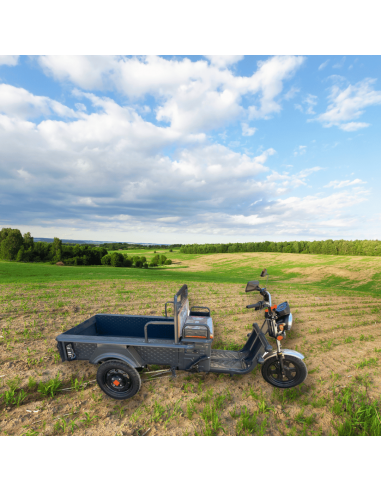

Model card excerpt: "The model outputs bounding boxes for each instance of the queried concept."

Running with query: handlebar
[246,285,272,312]
[246,301,265,310]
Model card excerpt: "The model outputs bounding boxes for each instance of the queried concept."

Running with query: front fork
[269,319,285,373]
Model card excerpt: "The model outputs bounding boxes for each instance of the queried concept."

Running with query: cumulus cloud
[204,55,244,67]
[241,123,257,136]
[324,178,366,188]
[295,94,317,114]
[318,59,329,71]
[247,56,305,119]
[284,86,299,100]
[0,57,372,241]
[314,78,381,131]
[0,84,78,119]
[0,55,19,66]
[37,55,305,133]
[0,83,338,239]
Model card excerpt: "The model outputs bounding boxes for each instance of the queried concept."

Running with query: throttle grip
[246,302,262,309]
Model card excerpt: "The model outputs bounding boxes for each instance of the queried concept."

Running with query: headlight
[286,313,293,330]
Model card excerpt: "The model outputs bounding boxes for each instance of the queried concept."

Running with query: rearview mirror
[245,281,260,292]
[260,268,268,278]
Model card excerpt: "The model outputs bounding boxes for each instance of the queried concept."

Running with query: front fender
[258,348,305,364]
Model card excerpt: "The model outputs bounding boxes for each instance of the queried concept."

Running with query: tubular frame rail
[144,321,175,343]
[189,306,211,315]
[164,301,174,317]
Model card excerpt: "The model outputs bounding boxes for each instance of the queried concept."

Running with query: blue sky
[0,55,380,243]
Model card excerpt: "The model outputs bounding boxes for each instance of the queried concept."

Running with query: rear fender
[91,353,140,367]
[258,348,305,364]
[90,345,143,368]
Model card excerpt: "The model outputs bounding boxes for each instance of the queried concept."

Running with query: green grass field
[2,249,381,298]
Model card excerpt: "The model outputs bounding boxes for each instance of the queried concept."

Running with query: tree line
[0,229,172,268]
[101,242,182,250]
[180,239,381,257]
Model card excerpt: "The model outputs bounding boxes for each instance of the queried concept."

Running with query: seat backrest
[177,298,189,338]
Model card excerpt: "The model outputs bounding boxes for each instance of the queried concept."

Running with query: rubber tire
[261,354,307,389]
[97,360,141,400]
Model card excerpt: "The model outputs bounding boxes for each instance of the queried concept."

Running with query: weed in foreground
[80,412,99,427]
[70,376,85,391]
[272,385,306,404]
[236,406,267,436]
[22,429,39,436]
[186,399,196,420]
[200,403,225,436]
[38,374,62,397]
[355,358,378,370]
[151,401,166,423]
[294,409,317,426]
[1,388,27,407]
[332,387,381,436]
[6,376,22,391]
[28,376,37,390]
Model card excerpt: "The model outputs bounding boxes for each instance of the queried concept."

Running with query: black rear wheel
[97,360,141,400]
[261,354,307,388]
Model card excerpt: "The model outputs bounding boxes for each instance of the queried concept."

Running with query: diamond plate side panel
[135,346,179,365]
[73,343,96,360]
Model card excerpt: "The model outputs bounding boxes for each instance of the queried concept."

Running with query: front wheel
[97,360,141,400]
[261,354,307,388]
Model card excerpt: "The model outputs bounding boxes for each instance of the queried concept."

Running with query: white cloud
[314,78,381,131]
[0,76,370,241]
[0,84,78,119]
[0,55,19,66]
[284,86,299,100]
[17,168,33,180]
[204,55,244,67]
[339,122,369,131]
[304,94,318,114]
[247,56,305,119]
[37,55,305,134]
[156,217,181,223]
[324,179,366,188]
[295,94,317,114]
[241,123,257,136]
[180,188,368,237]
[293,145,307,156]
[333,56,346,69]
[318,59,329,71]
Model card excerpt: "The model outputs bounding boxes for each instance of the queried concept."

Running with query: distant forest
[101,242,182,250]
[180,239,381,257]
[0,228,174,268]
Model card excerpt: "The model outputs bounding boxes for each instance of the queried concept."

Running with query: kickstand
[171,367,177,378]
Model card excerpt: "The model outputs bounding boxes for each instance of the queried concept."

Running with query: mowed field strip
[1,251,381,435]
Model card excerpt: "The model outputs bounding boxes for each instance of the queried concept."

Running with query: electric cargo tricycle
[56,269,307,400]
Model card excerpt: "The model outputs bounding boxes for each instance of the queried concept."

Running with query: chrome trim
[259,348,305,364]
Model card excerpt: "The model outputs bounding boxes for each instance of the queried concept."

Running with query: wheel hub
[105,369,131,392]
